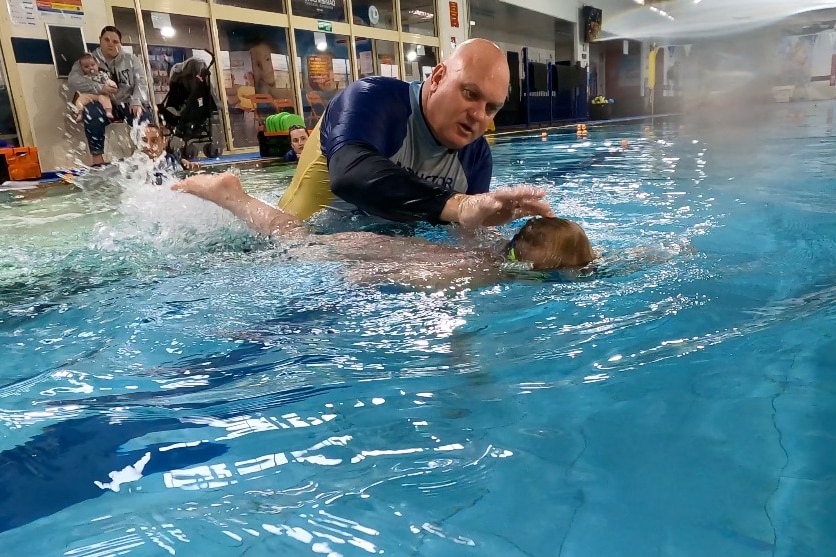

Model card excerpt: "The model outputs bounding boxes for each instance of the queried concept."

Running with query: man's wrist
[440,193,466,223]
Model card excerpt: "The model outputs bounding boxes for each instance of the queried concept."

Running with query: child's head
[141,124,166,159]
[508,217,596,270]
[288,125,309,155]
[79,54,99,75]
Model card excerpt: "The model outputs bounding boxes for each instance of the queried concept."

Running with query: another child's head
[79,53,99,76]
[508,217,596,270]
[288,125,309,155]
[141,124,166,159]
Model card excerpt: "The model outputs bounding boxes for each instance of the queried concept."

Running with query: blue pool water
[1,103,835,556]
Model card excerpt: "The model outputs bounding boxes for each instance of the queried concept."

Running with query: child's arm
[172,173,303,236]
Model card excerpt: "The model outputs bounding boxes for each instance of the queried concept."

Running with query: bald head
[444,38,510,85]
[422,39,510,149]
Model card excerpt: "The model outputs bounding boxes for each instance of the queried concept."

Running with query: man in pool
[271,38,547,228]
[172,174,595,288]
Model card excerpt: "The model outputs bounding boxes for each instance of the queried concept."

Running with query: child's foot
[171,172,243,205]
[105,112,114,120]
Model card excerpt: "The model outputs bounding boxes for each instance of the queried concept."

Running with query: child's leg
[98,95,114,119]
[172,173,304,236]
[74,93,94,122]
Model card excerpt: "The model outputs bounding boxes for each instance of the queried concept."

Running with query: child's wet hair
[511,217,595,270]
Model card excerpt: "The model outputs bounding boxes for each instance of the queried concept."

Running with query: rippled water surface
[1,103,835,557]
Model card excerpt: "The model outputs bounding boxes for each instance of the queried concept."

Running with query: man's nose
[468,105,489,121]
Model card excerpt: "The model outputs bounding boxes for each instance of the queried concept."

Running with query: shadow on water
[0,379,348,533]
[0,415,224,533]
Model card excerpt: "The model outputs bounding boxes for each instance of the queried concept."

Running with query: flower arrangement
[591,96,614,105]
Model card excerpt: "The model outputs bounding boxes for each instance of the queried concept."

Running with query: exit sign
[317,20,332,32]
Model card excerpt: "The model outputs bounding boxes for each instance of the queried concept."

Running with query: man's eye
[463,89,475,99]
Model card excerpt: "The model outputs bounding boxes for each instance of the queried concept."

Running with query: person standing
[68,26,152,166]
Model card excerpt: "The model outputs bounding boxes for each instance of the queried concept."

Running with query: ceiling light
[160,26,175,38]
[408,9,433,19]
[406,51,417,62]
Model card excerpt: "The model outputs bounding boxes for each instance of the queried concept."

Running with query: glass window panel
[110,8,151,106]
[213,0,286,13]
[217,21,296,148]
[356,39,399,79]
[350,0,395,31]
[293,29,352,127]
[112,7,143,53]
[290,0,346,22]
[400,0,436,36]
[140,12,215,106]
[402,43,437,82]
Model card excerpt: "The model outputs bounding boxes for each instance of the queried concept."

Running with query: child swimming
[172,173,596,288]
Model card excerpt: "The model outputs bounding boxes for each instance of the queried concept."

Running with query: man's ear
[428,63,446,91]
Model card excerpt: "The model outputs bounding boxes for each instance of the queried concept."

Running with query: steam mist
[604,0,836,41]
[602,0,836,126]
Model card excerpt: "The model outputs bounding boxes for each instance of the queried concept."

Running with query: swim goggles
[502,234,535,272]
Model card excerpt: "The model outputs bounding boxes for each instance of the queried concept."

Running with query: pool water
[1,102,835,556]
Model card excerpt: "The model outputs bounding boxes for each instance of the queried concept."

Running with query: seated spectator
[70,54,117,122]
[284,125,309,163]
[140,124,200,184]
[67,26,152,166]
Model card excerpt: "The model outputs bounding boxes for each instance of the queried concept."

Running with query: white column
[436,0,468,60]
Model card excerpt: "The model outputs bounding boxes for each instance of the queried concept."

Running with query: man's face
[81,59,99,75]
[424,62,508,150]
[100,32,121,59]
[289,129,308,155]
[142,128,165,159]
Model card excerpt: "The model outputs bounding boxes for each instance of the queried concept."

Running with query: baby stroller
[158,51,222,159]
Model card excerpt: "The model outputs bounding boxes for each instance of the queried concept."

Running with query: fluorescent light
[160,26,175,38]
[406,51,417,62]
[316,41,327,51]
[408,9,433,19]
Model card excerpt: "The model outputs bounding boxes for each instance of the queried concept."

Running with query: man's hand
[457,186,555,228]
[130,104,143,118]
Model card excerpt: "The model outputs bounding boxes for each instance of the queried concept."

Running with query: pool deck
[1,113,677,191]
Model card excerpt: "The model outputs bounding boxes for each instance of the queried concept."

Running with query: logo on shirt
[396,162,455,188]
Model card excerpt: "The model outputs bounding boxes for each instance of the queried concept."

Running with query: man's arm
[329,143,457,223]
[331,146,553,227]
[67,61,102,94]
